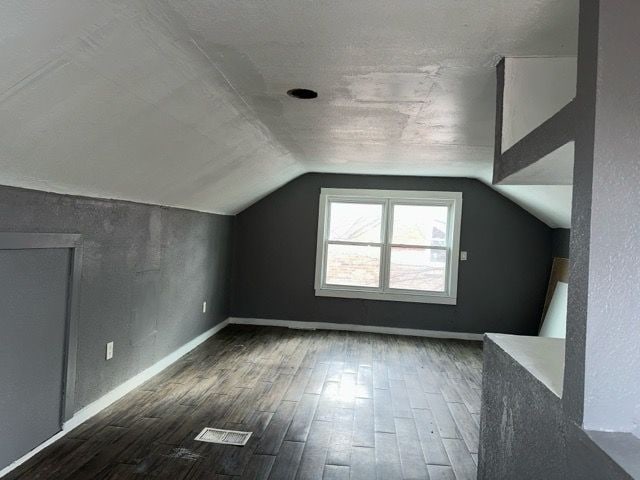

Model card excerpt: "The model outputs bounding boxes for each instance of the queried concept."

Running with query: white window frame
[314,188,463,305]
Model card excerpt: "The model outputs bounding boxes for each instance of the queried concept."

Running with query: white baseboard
[228,317,483,341]
[0,319,230,479]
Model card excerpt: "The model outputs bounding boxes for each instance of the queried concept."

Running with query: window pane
[329,202,383,243]
[391,204,448,247]
[389,247,446,292]
[325,244,380,287]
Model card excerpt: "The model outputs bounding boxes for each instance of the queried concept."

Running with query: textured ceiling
[0,0,577,226]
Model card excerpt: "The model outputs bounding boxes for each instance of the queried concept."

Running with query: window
[314,188,462,304]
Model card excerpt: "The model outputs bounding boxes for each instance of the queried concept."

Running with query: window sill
[315,288,457,305]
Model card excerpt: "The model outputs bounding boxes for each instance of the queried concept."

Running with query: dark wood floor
[8,325,483,480]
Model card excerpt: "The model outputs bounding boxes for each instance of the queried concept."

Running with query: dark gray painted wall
[0,185,233,412]
[231,173,552,335]
[479,337,632,479]
[0,249,70,468]
[563,0,598,424]
[552,228,570,258]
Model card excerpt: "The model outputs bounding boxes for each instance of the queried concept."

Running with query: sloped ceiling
[0,0,577,226]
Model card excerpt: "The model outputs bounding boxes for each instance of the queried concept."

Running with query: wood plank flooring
[7,325,483,480]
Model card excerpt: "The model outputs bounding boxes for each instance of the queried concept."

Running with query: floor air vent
[194,428,252,446]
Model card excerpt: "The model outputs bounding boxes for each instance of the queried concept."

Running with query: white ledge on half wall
[227,317,484,341]
[487,333,565,398]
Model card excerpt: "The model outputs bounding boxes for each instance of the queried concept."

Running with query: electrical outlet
[106,341,114,360]
[460,251,468,261]
[202,301,207,313]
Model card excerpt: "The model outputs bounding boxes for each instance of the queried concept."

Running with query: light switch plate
[106,341,114,360]
[460,251,468,261]
[202,301,207,313]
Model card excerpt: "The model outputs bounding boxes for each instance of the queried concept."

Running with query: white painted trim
[318,188,464,201]
[314,288,457,305]
[0,319,230,479]
[314,188,463,305]
[228,317,483,341]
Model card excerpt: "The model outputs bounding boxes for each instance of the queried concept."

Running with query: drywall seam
[0,319,230,479]
[228,317,484,341]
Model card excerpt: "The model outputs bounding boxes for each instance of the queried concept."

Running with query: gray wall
[478,337,632,479]
[560,0,640,436]
[552,228,570,258]
[0,185,233,412]
[231,173,552,335]
[568,0,640,436]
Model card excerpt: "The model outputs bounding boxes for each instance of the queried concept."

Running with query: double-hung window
[314,188,462,304]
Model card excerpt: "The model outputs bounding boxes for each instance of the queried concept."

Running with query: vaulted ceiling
[0,0,577,226]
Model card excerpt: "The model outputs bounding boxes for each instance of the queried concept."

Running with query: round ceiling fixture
[287,88,318,99]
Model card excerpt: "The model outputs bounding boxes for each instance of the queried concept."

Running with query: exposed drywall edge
[228,317,484,341]
[0,319,230,479]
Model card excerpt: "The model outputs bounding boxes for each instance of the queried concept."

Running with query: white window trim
[314,188,463,305]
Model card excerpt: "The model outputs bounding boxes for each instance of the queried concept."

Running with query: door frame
[0,232,83,423]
